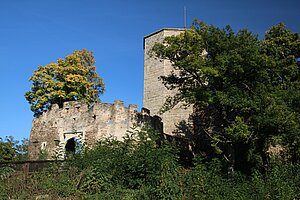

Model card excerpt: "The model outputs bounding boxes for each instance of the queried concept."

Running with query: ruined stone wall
[28,100,161,160]
[143,28,193,135]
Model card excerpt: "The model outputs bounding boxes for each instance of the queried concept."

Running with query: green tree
[257,22,300,161]
[15,138,29,160]
[0,136,28,161]
[0,137,17,161]
[25,49,105,116]
[152,21,300,173]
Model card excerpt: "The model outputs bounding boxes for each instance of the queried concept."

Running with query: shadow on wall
[161,119,195,166]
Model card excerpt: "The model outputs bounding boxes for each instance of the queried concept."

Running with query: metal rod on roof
[184,5,187,29]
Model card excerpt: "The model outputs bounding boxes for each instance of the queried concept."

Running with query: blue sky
[0,0,299,141]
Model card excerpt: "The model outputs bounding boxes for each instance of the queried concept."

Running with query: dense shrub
[71,127,182,199]
[0,165,80,199]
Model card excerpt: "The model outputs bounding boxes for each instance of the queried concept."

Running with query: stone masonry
[143,28,193,136]
[28,101,161,159]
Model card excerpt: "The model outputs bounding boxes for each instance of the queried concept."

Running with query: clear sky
[0,0,299,141]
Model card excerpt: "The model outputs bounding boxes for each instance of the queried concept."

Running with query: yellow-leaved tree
[25,49,105,116]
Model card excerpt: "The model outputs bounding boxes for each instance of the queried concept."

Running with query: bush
[0,164,80,199]
[251,161,300,199]
[72,127,182,198]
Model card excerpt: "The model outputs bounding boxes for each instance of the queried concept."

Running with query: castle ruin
[29,28,192,159]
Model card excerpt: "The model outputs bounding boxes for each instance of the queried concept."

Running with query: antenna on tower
[184,5,187,29]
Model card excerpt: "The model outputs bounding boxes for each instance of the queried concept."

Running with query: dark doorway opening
[65,138,76,155]
[65,137,83,158]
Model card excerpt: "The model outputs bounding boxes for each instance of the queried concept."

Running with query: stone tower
[144,29,193,135]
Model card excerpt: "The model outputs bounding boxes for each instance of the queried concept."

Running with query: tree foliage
[0,136,28,161]
[152,21,300,172]
[25,49,105,116]
[0,137,16,161]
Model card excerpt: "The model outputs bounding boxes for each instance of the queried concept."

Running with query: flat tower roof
[143,28,186,49]
[144,28,186,40]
